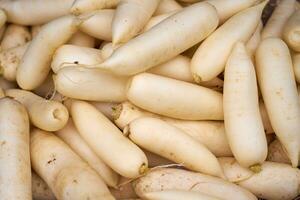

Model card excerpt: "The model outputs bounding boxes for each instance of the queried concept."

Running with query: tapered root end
[53,108,67,121]
[193,74,202,84]
[123,125,130,137]
[249,164,262,173]
[112,104,122,120]
[139,163,149,175]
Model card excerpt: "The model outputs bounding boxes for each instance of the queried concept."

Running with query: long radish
[71,0,119,15]
[143,190,221,200]
[0,24,31,50]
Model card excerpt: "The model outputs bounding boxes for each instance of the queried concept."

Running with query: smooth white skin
[246,21,263,58]
[30,129,115,200]
[0,24,31,50]
[126,73,223,120]
[293,53,300,83]
[191,1,266,82]
[283,10,300,52]
[0,42,29,81]
[0,0,73,25]
[71,100,148,178]
[134,168,257,200]
[91,101,116,121]
[267,139,291,164]
[112,0,160,44]
[224,42,267,167]
[92,2,219,76]
[255,38,300,167]
[144,190,221,200]
[54,66,128,102]
[262,0,296,39]
[5,89,69,132]
[51,44,103,73]
[32,171,56,200]
[68,31,95,48]
[142,11,176,32]
[56,119,119,188]
[17,15,81,90]
[206,0,259,23]
[0,9,6,29]
[79,9,114,41]
[71,0,119,15]
[0,98,31,200]
[128,117,225,178]
[154,0,182,15]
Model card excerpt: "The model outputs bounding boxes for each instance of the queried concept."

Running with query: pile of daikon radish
[0,0,300,199]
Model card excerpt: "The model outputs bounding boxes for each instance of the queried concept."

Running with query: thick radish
[128,117,225,178]
[68,31,95,47]
[267,139,291,164]
[224,42,267,167]
[0,24,31,50]
[53,66,128,102]
[255,37,300,167]
[154,0,182,15]
[56,119,119,187]
[246,21,263,58]
[0,98,31,200]
[134,168,257,200]
[143,190,221,200]
[32,171,56,200]
[89,2,219,76]
[283,10,300,52]
[71,100,148,178]
[0,0,73,25]
[30,128,115,200]
[71,0,119,15]
[126,73,223,120]
[293,53,300,83]
[6,89,69,132]
[191,1,267,82]
[112,0,160,44]
[261,0,296,39]
[17,15,81,90]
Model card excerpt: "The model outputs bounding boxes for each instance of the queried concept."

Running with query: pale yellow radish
[256,37,300,167]
[293,53,300,83]
[0,24,31,50]
[6,89,69,132]
[32,171,56,200]
[79,9,114,41]
[246,21,263,58]
[0,0,73,25]
[56,119,119,187]
[51,44,102,73]
[68,31,95,47]
[134,168,257,200]
[191,1,267,82]
[283,10,300,52]
[143,190,221,200]
[71,0,119,15]
[31,128,115,200]
[224,42,267,167]
[0,98,31,200]
[71,100,148,178]
[262,0,296,39]
[91,101,116,121]
[0,42,29,81]
[127,73,223,120]
[90,2,219,76]
[17,15,81,90]
[142,11,176,32]
[267,139,291,164]
[128,117,225,178]
[154,0,182,15]
[112,0,160,44]
[53,66,128,102]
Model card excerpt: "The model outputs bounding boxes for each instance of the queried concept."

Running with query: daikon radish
[71,0,119,15]
[56,119,119,188]
[79,9,114,41]
[134,168,257,200]
[32,171,56,200]
[68,31,95,47]
[90,2,219,76]
[53,66,128,102]
[6,89,69,132]
[0,0,73,25]
[112,0,160,44]
[154,0,182,15]
[283,10,300,52]
[110,177,138,199]
[71,100,148,178]
[191,1,267,82]
[0,98,31,200]
[0,42,29,81]
[255,37,300,167]
[0,24,31,50]
[91,101,116,121]
[51,44,102,73]
[267,139,291,164]
[127,117,225,178]
[126,73,223,120]
[262,0,296,39]
[17,15,81,90]
[224,42,267,167]
[246,21,263,58]
[143,190,221,200]
[293,53,300,83]
[31,128,115,200]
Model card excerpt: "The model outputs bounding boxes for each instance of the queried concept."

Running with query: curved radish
[71,0,119,15]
